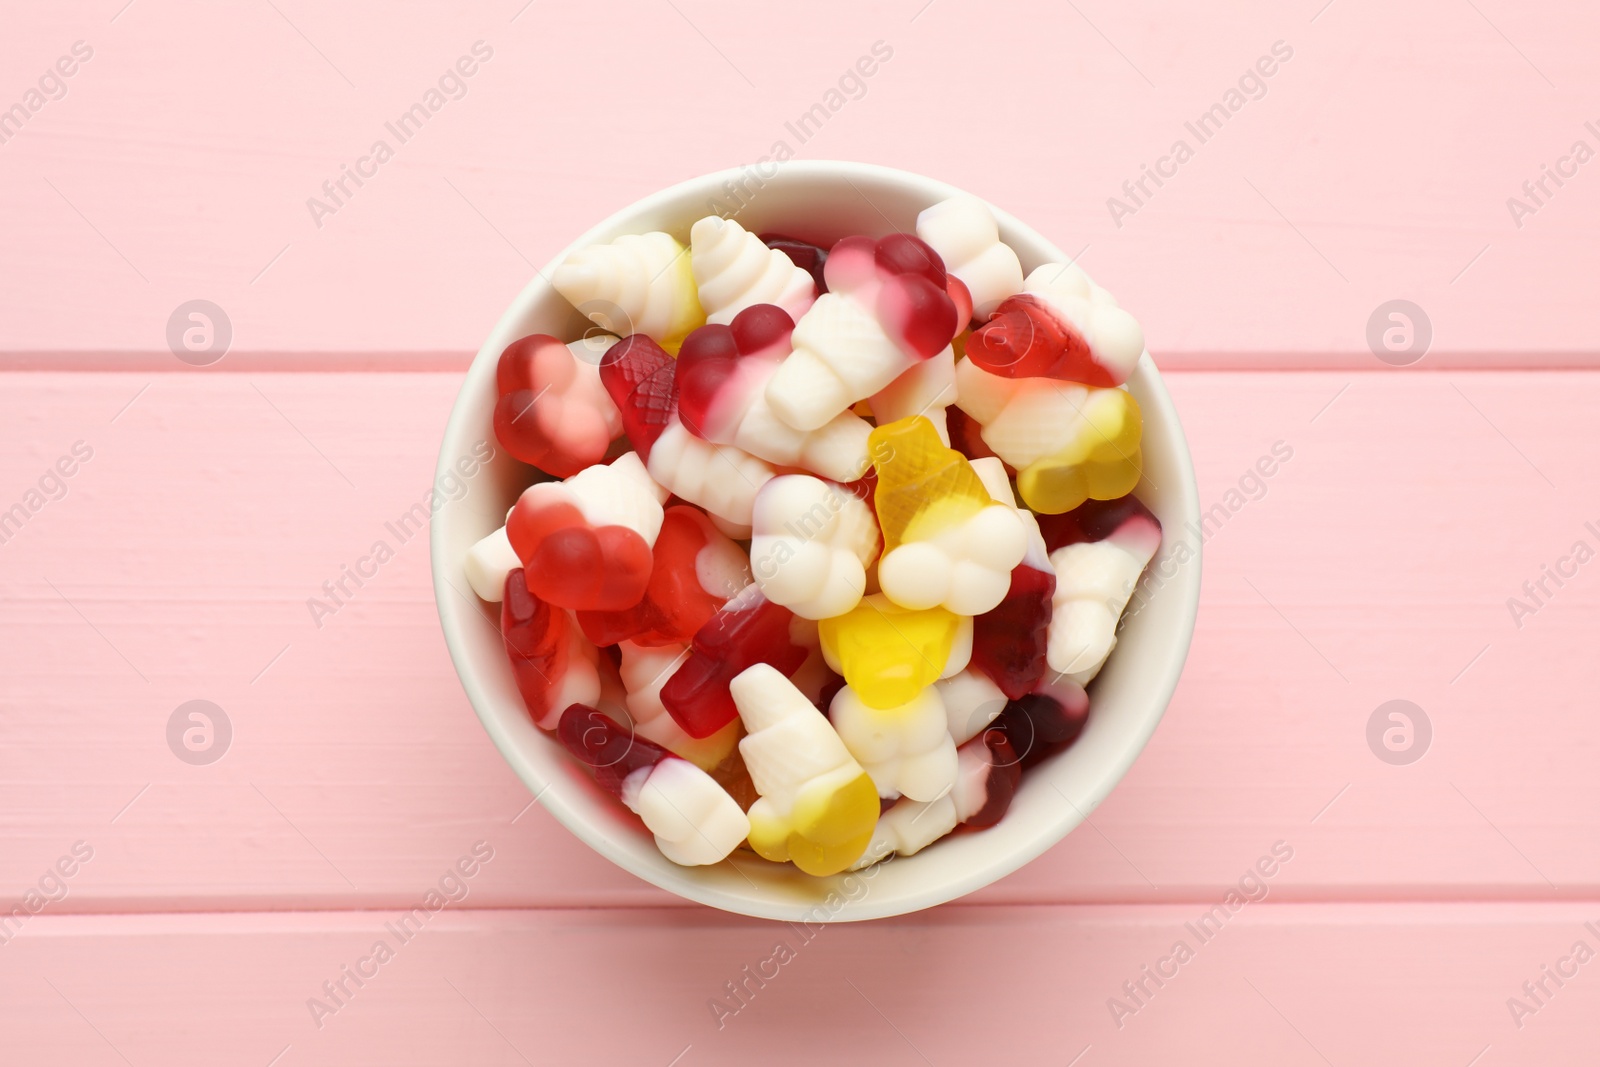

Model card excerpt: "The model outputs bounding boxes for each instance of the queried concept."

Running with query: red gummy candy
[598,335,678,461]
[964,731,1022,828]
[965,294,1115,386]
[502,569,575,728]
[971,563,1056,700]
[493,334,613,477]
[576,506,731,647]
[760,233,829,293]
[1034,495,1162,555]
[557,704,670,796]
[675,304,795,439]
[506,498,653,611]
[826,234,959,361]
[946,404,1002,465]
[660,586,809,739]
[993,680,1090,768]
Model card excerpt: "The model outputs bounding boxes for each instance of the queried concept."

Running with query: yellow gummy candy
[1017,389,1143,515]
[818,593,962,709]
[869,415,994,553]
[746,767,879,876]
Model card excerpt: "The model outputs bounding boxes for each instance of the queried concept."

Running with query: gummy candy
[829,683,958,802]
[646,418,776,529]
[464,521,520,602]
[914,194,1024,323]
[598,334,680,461]
[994,676,1090,768]
[946,403,1000,465]
[850,730,1022,868]
[494,333,623,477]
[660,585,811,739]
[759,233,828,293]
[617,640,740,770]
[557,704,749,866]
[868,347,957,447]
[553,232,705,352]
[954,358,1143,515]
[935,668,1009,745]
[868,416,1027,614]
[677,306,873,482]
[749,475,881,620]
[764,234,959,432]
[690,216,817,326]
[817,593,964,710]
[730,663,879,876]
[964,457,1056,699]
[597,332,778,528]
[505,452,665,611]
[1024,262,1139,385]
[577,505,750,647]
[501,569,600,730]
[1042,496,1162,685]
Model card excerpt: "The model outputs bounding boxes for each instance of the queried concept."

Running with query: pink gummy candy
[675,304,795,440]
[493,334,617,477]
[660,585,810,739]
[506,497,653,611]
[965,295,1119,386]
[970,562,1056,701]
[577,505,735,647]
[598,335,679,461]
[501,569,578,729]
[557,703,670,796]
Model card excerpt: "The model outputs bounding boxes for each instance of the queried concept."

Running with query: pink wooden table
[4,1,1598,1063]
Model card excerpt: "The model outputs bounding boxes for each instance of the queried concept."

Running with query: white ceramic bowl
[431,161,1201,922]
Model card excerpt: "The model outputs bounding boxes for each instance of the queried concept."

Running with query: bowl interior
[431,161,1201,922]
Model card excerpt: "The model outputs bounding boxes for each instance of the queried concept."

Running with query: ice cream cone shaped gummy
[731,664,879,876]
[1014,388,1142,515]
[869,415,994,551]
[868,415,1028,614]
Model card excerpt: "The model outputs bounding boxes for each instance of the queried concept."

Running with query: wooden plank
[2,904,1597,1065]
[2,369,1597,908]
[0,2,1596,356]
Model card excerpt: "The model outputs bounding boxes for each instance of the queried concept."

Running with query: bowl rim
[431,159,1202,921]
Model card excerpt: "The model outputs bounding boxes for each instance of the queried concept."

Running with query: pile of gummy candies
[461,194,1163,878]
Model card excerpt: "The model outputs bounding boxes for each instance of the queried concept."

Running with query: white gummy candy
[553,232,704,348]
[954,358,1126,470]
[1046,518,1161,685]
[936,668,1007,746]
[731,663,870,832]
[766,291,909,433]
[876,502,1028,616]
[690,216,816,326]
[915,194,1024,322]
[690,346,873,482]
[869,347,956,446]
[620,758,750,866]
[830,684,958,802]
[464,523,520,601]
[749,475,882,620]
[851,737,1004,867]
[645,419,775,528]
